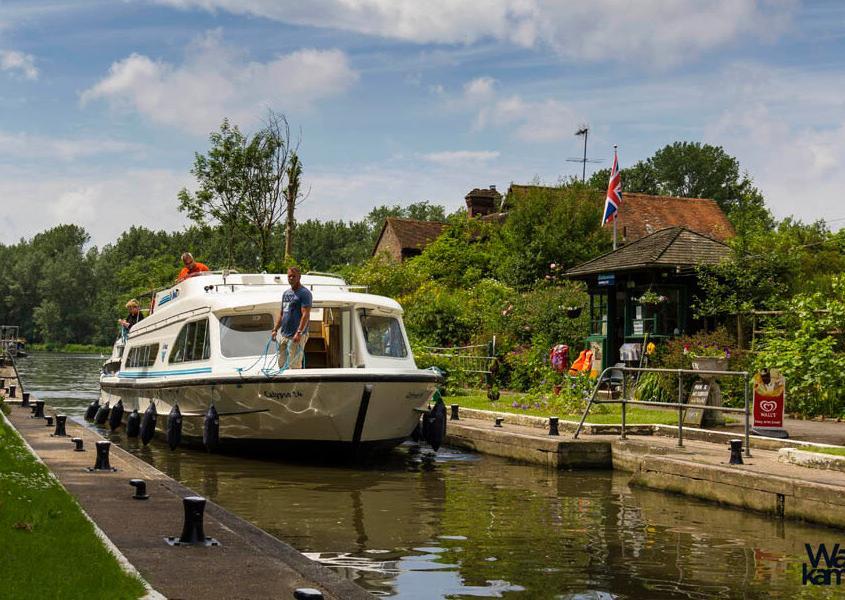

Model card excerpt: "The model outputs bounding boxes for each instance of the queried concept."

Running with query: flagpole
[613,214,617,250]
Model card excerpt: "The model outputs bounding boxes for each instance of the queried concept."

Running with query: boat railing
[128,306,211,338]
[204,282,368,292]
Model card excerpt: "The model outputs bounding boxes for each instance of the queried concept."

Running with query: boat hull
[99,372,437,450]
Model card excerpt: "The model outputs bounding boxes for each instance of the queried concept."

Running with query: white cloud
[153,0,793,67]
[476,96,581,142]
[664,62,845,227]
[0,167,193,246]
[422,150,500,165]
[81,30,358,135]
[463,76,497,103]
[0,131,145,161]
[0,50,37,79]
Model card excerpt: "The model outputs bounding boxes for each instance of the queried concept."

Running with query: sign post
[751,368,788,439]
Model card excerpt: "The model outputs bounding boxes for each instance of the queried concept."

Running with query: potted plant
[685,344,730,372]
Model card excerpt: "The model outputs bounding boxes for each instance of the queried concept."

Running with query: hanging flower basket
[636,290,668,305]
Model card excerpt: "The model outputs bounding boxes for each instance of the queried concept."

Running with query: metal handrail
[573,365,751,458]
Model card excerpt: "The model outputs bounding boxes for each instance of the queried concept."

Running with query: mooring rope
[236,335,305,379]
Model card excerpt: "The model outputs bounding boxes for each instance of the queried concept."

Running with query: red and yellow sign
[753,369,785,429]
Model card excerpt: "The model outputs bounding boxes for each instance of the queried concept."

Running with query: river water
[15,353,840,599]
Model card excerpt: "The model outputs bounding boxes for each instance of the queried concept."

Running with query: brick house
[372,217,448,262]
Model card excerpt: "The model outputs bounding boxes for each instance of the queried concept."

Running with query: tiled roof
[505,185,735,242]
[565,226,731,278]
[616,193,735,242]
[372,217,447,255]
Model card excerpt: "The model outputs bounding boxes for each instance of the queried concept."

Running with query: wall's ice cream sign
[753,368,785,429]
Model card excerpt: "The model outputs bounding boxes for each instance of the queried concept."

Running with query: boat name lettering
[263,390,303,400]
[405,391,427,401]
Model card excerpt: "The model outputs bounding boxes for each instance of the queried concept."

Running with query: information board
[683,380,711,426]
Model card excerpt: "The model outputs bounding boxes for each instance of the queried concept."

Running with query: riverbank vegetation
[28,343,114,355]
[2,133,844,417]
[0,416,145,598]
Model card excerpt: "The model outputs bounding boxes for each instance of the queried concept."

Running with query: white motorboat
[99,272,441,452]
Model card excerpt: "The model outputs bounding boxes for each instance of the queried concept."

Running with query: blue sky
[1,0,843,246]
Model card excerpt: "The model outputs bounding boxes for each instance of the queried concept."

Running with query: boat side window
[169,319,211,363]
[358,312,408,358]
[219,314,274,358]
[124,343,159,368]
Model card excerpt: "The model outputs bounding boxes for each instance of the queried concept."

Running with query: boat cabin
[107,273,416,375]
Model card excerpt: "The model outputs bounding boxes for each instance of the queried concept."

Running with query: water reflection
[16,353,840,599]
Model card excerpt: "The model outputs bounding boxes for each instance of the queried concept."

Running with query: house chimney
[465,187,502,218]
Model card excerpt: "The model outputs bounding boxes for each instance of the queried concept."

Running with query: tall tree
[178,112,299,270]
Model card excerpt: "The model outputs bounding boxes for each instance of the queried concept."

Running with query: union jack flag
[602,147,622,226]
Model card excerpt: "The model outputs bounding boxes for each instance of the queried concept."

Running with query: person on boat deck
[118,299,144,333]
[271,266,312,369]
[177,252,210,282]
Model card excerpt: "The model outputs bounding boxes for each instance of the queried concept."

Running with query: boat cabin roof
[139,272,402,334]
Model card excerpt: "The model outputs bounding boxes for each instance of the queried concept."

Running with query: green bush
[649,327,744,405]
[500,281,588,347]
[754,276,845,417]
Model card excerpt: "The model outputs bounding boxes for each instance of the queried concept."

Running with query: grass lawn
[797,445,845,457]
[449,392,683,425]
[0,413,146,599]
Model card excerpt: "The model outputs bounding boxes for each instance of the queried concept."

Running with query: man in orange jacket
[177,252,209,282]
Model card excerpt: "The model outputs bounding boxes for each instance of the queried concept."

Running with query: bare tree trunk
[284,153,302,260]
[285,198,295,259]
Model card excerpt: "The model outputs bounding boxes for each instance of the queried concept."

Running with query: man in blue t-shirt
[271,266,313,369]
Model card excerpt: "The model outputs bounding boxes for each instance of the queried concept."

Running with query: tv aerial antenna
[566,125,602,182]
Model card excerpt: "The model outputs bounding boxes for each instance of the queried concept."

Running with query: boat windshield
[219,314,274,357]
[358,312,408,358]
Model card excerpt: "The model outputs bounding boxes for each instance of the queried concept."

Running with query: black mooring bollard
[293,589,325,600]
[53,415,67,437]
[94,403,110,425]
[164,496,219,546]
[548,416,560,436]
[8,384,15,398]
[179,496,206,543]
[84,400,99,421]
[45,416,53,427]
[30,403,38,415]
[108,399,124,431]
[89,440,116,472]
[129,479,149,500]
[729,439,744,465]
[126,409,141,438]
[494,416,504,428]
[0,378,4,389]
[21,391,30,407]
[450,404,460,420]
[32,400,45,419]
[72,437,84,452]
